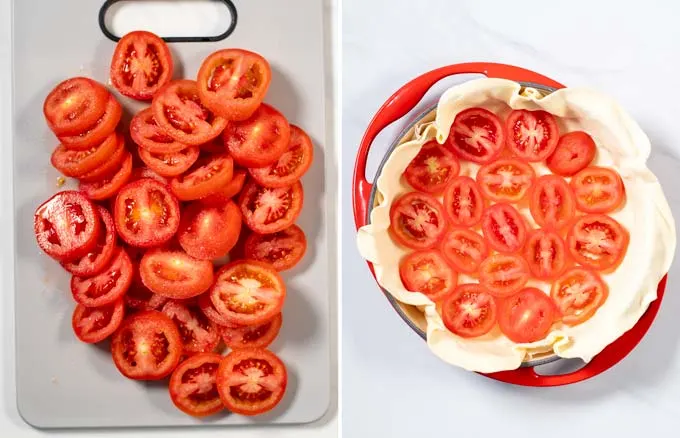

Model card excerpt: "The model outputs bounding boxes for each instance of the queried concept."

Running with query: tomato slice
[170,154,234,201]
[178,200,242,260]
[243,224,307,271]
[198,293,238,327]
[523,228,569,280]
[113,178,180,247]
[570,166,625,214]
[399,249,458,301]
[51,131,119,177]
[110,31,174,100]
[161,300,220,355]
[152,79,227,145]
[196,49,272,121]
[111,310,183,380]
[476,158,536,202]
[138,145,200,177]
[440,228,489,274]
[71,247,133,307]
[79,152,133,200]
[551,268,609,326]
[140,248,215,299]
[248,125,314,188]
[77,134,126,183]
[481,203,527,253]
[62,206,116,276]
[479,253,530,297]
[216,348,287,416]
[210,260,286,326]
[403,140,459,193]
[441,284,497,338]
[125,280,169,312]
[72,299,125,344]
[239,180,304,234]
[34,191,101,261]
[129,166,168,185]
[497,287,557,343]
[169,352,224,417]
[389,191,447,250]
[446,107,505,163]
[58,95,122,151]
[567,214,629,271]
[546,131,596,176]
[443,176,485,227]
[223,103,291,168]
[200,169,247,206]
[130,107,187,154]
[505,110,559,162]
[530,175,576,229]
[220,313,283,350]
[43,77,109,136]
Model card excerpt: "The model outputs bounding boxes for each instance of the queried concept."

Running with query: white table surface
[0,0,338,436]
[342,0,680,436]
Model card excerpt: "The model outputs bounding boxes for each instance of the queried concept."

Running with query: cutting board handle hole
[99,0,237,42]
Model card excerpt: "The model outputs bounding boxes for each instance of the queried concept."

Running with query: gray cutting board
[12,0,333,429]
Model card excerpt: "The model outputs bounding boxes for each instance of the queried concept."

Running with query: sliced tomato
[51,131,119,177]
[497,287,557,343]
[110,31,174,100]
[446,107,505,163]
[62,206,116,276]
[198,293,238,327]
[243,225,307,271]
[129,166,168,185]
[443,176,485,227]
[34,191,101,261]
[476,158,536,202]
[161,300,220,355]
[389,191,447,250]
[201,169,247,206]
[72,299,125,344]
[505,109,559,162]
[481,203,527,253]
[223,103,291,168]
[440,228,489,274]
[71,247,133,307]
[567,214,629,271]
[479,253,530,298]
[58,95,122,151]
[140,248,214,299]
[530,175,576,229]
[77,134,126,183]
[403,140,459,193]
[124,280,169,312]
[113,178,180,247]
[43,77,109,136]
[196,49,272,121]
[138,145,200,177]
[152,79,227,145]
[220,313,283,350]
[79,152,133,200]
[170,154,234,201]
[399,249,458,301]
[546,131,596,176]
[570,166,625,214]
[178,200,242,260]
[169,352,224,417]
[216,348,287,416]
[210,260,286,326]
[111,310,183,380]
[130,107,187,154]
[441,284,497,338]
[239,180,304,234]
[523,229,569,280]
[551,268,609,326]
[248,125,314,188]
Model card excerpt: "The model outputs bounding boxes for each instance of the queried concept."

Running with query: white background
[342,0,680,436]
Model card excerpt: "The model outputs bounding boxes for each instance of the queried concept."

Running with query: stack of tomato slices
[393,107,629,344]
[34,31,313,417]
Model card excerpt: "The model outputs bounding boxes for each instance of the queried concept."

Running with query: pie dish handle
[352,62,565,229]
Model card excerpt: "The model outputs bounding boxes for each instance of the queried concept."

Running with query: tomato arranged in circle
[399,249,458,302]
[523,228,569,280]
[389,191,447,250]
[77,135,126,183]
[441,284,497,338]
[446,107,505,163]
[130,107,187,154]
[34,191,101,261]
[443,176,485,227]
[43,77,109,136]
[210,260,286,326]
[220,313,283,350]
[530,175,576,229]
[197,48,272,121]
[62,206,117,277]
[110,31,174,101]
[476,158,536,202]
[79,152,133,201]
[546,131,596,176]
[138,145,200,177]
[440,228,489,274]
[58,95,122,151]
[505,109,559,162]
[170,154,234,201]
[570,166,625,214]
[239,180,304,235]
[169,352,224,417]
[403,140,459,193]
[497,287,556,344]
[201,169,247,206]
[111,310,183,380]
[249,125,315,188]
[481,202,527,253]
[479,253,530,298]
[551,268,609,326]
[72,299,125,344]
[216,348,288,416]
[51,131,120,177]
[71,247,133,307]
[178,199,242,260]
[161,300,220,355]
[567,214,629,272]
[140,248,215,299]
[244,224,307,271]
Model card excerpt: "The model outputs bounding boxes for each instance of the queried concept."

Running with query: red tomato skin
[547,131,596,176]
